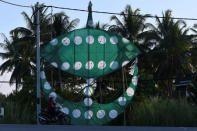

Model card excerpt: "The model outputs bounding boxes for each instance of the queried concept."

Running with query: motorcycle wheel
[59,118,65,125]
[58,115,71,125]
[39,116,48,124]
[63,115,71,125]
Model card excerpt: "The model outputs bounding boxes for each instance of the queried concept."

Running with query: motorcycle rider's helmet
[49,92,56,100]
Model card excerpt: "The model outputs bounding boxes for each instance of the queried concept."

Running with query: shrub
[127,97,197,126]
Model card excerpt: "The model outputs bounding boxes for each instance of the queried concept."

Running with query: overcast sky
[0,0,197,95]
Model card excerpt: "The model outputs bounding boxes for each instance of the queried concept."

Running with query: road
[0,124,196,131]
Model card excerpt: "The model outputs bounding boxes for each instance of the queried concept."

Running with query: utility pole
[36,2,41,125]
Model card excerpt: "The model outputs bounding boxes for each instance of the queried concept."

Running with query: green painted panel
[41,28,140,80]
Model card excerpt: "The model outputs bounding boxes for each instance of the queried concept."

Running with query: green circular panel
[41,28,140,80]
[40,28,140,125]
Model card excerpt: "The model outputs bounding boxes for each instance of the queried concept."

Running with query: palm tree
[108,4,152,80]
[0,29,35,93]
[0,5,80,94]
[108,5,154,97]
[0,3,50,93]
[145,10,193,96]
[21,4,51,44]
[109,5,150,49]
[94,22,109,30]
[190,24,197,71]
[52,12,79,37]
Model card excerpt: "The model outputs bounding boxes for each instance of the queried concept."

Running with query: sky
[0,0,197,95]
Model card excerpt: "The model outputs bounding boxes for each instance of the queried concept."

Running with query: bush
[127,97,197,126]
[0,96,36,124]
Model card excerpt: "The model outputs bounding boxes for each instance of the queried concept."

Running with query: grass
[127,97,197,126]
[1,96,197,126]
[0,100,36,124]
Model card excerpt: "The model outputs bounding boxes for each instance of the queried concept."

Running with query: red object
[47,97,55,112]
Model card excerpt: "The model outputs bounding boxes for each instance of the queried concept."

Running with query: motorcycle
[38,104,71,125]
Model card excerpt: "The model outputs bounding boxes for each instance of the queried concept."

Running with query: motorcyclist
[47,96,58,119]
[44,96,71,124]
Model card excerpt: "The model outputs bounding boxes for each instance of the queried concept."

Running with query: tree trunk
[99,80,103,103]
[51,70,53,87]
[15,79,19,94]
[58,68,63,94]
[15,82,18,94]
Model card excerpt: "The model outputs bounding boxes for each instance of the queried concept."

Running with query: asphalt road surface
[0,124,197,131]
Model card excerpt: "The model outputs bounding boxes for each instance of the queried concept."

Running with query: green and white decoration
[40,1,140,125]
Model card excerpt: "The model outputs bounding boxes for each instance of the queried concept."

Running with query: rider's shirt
[47,97,56,112]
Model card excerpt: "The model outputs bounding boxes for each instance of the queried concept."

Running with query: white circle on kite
[109,110,118,119]
[84,110,93,119]
[98,60,106,69]
[50,39,58,46]
[74,36,82,45]
[74,62,82,70]
[40,71,46,79]
[61,62,70,71]
[132,76,138,86]
[62,107,69,115]
[86,35,94,44]
[126,88,134,97]
[86,78,94,84]
[49,92,57,100]
[85,61,94,70]
[122,61,129,67]
[110,36,118,44]
[51,62,58,68]
[122,38,129,43]
[84,98,93,106]
[44,82,51,90]
[83,87,93,96]
[72,109,81,118]
[62,37,70,46]
[118,97,127,106]
[110,61,119,70]
[98,36,106,44]
[97,110,105,119]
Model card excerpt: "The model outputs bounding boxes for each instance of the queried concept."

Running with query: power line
[45,5,197,21]
[1,0,197,21]
[0,0,31,8]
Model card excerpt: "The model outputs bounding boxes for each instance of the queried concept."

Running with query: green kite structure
[40,2,140,125]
